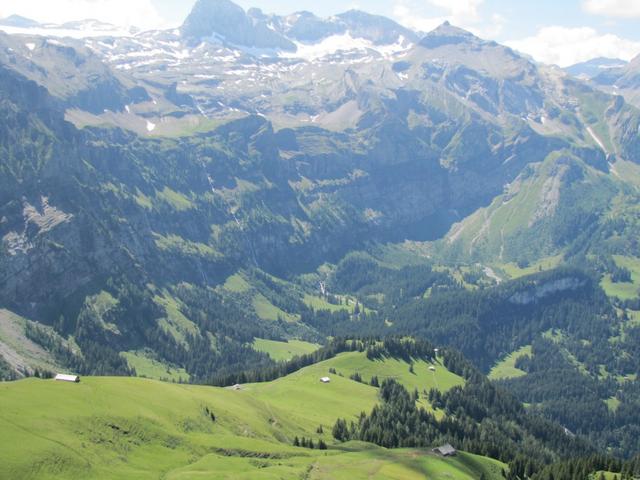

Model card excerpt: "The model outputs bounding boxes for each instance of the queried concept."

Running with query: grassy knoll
[222,273,251,293]
[303,294,353,313]
[221,272,301,322]
[154,293,199,347]
[496,255,563,280]
[121,350,189,382]
[489,345,532,381]
[252,338,321,361]
[0,355,499,479]
[310,443,505,480]
[600,255,640,300]
[592,472,621,480]
[252,293,300,322]
[303,294,373,314]
[605,396,621,413]
[244,356,380,435]
[320,351,464,394]
[155,187,194,211]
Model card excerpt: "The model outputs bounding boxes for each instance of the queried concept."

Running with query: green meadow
[600,255,640,300]
[0,351,502,479]
[252,338,321,361]
[489,345,532,381]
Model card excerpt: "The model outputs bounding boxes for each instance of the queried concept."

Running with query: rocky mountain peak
[0,15,41,28]
[282,11,341,43]
[181,0,295,50]
[420,21,478,49]
[335,9,419,45]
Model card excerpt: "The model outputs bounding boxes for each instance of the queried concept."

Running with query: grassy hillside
[600,255,640,300]
[489,345,532,381]
[120,350,190,382]
[440,150,620,268]
[0,353,496,479]
[320,351,464,393]
[252,338,321,361]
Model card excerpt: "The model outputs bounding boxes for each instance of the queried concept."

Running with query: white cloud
[507,26,640,67]
[583,0,640,18]
[482,13,506,38]
[428,0,484,22]
[393,3,447,32]
[392,0,504,38]
[0,0,170,30]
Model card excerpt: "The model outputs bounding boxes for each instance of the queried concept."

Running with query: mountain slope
[1,3,640,395]
[0,19,596,382]
[0,350,504,480]
[2,0,640,464]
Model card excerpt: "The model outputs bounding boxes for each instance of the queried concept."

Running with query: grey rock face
[509,278,586,305]
[181,0,295,50]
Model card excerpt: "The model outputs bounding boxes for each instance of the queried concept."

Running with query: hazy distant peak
[181,0,296,50]
[335,9,419,45]
[0,15,42,28]
[420,21,478,49]
[565,57,628,80]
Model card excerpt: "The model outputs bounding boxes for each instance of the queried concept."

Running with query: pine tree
[332,418,350,442]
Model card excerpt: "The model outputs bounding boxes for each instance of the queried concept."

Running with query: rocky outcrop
[509,277,587,305]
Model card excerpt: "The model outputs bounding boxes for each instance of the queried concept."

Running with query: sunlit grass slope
[252,338,321,361]
[0,353,498,480]
[600,255,640,300]
[320,351,464,393]
[489,345,532,381]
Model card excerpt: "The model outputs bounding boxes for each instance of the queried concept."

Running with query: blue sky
[1,0,640,66]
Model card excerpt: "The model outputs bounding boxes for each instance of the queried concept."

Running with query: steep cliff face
[508,276,587,305]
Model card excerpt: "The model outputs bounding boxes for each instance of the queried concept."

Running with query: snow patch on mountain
[282,33,411,61]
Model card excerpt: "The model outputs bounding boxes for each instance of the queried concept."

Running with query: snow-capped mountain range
[0,14,139,38]
[0,0,418,58]
[1,0,638,139]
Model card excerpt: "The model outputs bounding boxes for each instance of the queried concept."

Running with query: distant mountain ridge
[181,0,417,51]
[564,57,628,80]
[0,15,138,37]
[0,14,42,28]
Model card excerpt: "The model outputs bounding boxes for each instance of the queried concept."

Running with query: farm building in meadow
[320,377,331,383]
[55,374,80,383]
[432,444,457,457]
